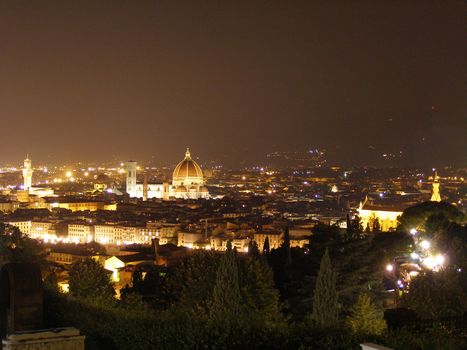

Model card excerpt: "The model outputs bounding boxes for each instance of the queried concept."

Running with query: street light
[420,240,430,250]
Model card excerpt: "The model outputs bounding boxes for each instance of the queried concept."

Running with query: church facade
[358,172,442,232]
[125,148,209,200]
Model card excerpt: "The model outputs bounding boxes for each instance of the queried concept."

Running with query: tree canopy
[346,293,386,336]
[68,258,115,301]
[399,201,466,232]
[0,223,45,263]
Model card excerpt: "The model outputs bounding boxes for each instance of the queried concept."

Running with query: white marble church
[125,148,209,200]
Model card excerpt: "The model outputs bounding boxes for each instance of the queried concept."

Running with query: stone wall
[2,328,84,350]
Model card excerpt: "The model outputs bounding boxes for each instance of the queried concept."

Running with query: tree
[347,214,362,240]
[43,272,60,294]
[208,241,242,320]
[402,269,467,320]
[132,265,162,296]
[399,201,466,232]
[372,218,381,233]
[311,248,339,328]
[239,253,282,325]
[346,293,386,336]
[248,240,260,257]
[354,215,364,234]
[263,236,270,254]
[346,214,353,239]
[68,258,114,300]
[163,250,219,310]
[0,224,45,263]
[282,226,292,267]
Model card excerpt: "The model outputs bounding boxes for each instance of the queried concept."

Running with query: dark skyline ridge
[1,147,463,170]
[1,1,465,166]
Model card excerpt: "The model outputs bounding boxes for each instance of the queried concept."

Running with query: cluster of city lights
[386,228,449,291]
[33,233,82,245]
[411,228,447,272]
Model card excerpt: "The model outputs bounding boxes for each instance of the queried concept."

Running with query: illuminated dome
[172,148,204,187]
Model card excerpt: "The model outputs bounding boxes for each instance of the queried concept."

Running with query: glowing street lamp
[386,264,394,272]
[422,254,446,271]
[410,228,417,235]
[420,240,430,250]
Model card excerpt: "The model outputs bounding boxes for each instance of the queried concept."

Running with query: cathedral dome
[172,148,204,185]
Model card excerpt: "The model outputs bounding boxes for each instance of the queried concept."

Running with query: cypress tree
[263,236,270,254]
[346,214,353,239]
[372,218,381,233]
[353,214,363,235]
[248,240,260,257]
[282,226,292,267]
[240,254,282,325]
[311,248,339,328]
[209,240,242,320]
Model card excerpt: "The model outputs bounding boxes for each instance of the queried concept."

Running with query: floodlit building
[177,231,204,249]
[47,199,116,212]
[358,196,405,232]
[430,172,441,202]
[20,155,54,197]
[68,224,95,243]
[7,220,32,234]
[22,155,33,191]
[254,230,284,252]
[126,148,209,200]
[93,224,158,245]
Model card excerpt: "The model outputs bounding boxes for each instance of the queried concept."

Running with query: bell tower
[430,171,441,202]
[125,161,137,197]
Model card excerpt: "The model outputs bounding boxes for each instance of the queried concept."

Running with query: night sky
[0,0,465,166]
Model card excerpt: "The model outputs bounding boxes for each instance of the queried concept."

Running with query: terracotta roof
[172,149,203,180]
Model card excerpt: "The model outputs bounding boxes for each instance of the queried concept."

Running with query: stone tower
[125,161,137,197]
[22,155,33,191]
[430,171,441,202]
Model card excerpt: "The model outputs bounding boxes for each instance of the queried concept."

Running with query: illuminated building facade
[68,224,95,243]
[22,155,33,191]
[358,196,405,232]
[125,161,137,197]
[430,172,441,202]
[126,148,209,200]
[253,231,284,252]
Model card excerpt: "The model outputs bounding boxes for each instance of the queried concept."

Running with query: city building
[126,148,209,200]
[68,223,95,243]
[358,196,405,232]
[254,230,284,252]
[430,172,441,202]
[21,155,54,198]
[22,155,33,191]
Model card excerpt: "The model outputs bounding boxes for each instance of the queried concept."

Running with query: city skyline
[1,0,465,166]
[0,2,465,349]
